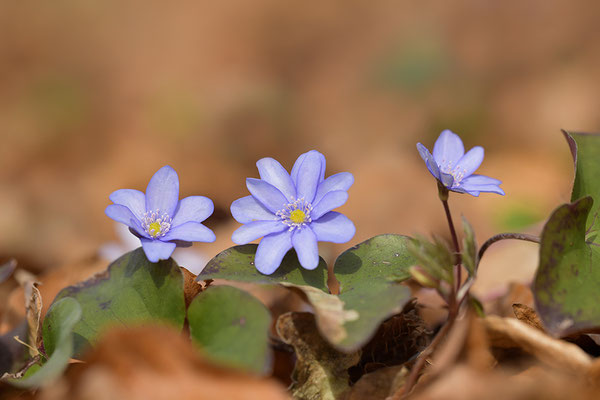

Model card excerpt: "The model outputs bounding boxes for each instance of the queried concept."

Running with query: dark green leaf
[187,285,271,374]
[198,244,328,291]
[44,248,185,357]
[533,131,600,336]
[285,235,414,353]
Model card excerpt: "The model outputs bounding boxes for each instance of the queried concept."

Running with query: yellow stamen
[289,209,306,224]
[148,222,162,237]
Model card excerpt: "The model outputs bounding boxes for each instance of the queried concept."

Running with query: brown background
[1,0,598,293]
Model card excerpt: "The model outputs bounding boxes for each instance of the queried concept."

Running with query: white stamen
[439,162,468,187]
[141,209,172,238]
[276,198,313,231]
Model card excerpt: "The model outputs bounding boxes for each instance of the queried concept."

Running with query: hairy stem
[438,183,462,295]
[477,233,540,265]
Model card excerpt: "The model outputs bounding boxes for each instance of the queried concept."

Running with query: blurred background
[1,0,598,294]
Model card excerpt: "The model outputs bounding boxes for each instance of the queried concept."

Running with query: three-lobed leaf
[330,234,414,352]
[187,285,271,375]
[44,248,186,357]
[198,244,328,290]
[534,132,600,336]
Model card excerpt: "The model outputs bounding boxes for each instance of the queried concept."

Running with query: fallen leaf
[347,365,408,400]
[276,312,360,400]
[512,303,544,332]
[484,315,592,374]
[181,267,202,308]
[39,325,290,400]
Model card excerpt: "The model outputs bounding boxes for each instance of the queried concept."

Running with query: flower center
[276,198,312,231]
[440,162,467,186]
[142,210,172,238]
[289,209,307,224]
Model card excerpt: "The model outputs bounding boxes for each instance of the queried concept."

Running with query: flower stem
[477,232,540,265]
[438,182,461,292]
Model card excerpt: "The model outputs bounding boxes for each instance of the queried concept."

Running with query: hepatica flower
[105,166,216,263]
[231,150,355,275]
[417,130,504,196]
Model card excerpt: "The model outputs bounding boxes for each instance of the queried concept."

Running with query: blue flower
[417,130,505,197]
[105,166,216,263]
[231,150,356,275]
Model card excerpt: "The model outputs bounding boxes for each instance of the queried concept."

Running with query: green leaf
[286,234,414,353]
[8,297,81,388]
[198,244,328,291]
[44,248,186,357]
[569,132,600,236]
[187,285,271,374]
[533,131,600,336]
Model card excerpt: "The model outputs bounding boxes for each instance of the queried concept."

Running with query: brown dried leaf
[348,301,430,383]
[24,282,42,355]
[483,315,592,374]
[411,364,599,400]
[276,312,360,400]
[512,303,544,331]
[181,267,202,308]
[39,325,290,400]
[347,365,408,400]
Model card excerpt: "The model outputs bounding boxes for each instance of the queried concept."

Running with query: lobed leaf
[288,234,414,353]
[187,285,271,375]
[198,244,328,291]
[43,248,186,357]
[533,132,600,336]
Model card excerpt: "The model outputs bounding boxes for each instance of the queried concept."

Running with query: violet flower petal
[314,172,354,204]
[231,220,286,245]
[290,152,308,185]
[230,195,276,223]
[432,130,465,171]
[140,238,177,262]
[109,189,146,220]
[454,146,484,177]
[257,157,296,200]
[171,196,214,227]
[295,151,322,202]
[254,230,293,275]
[310,212,355,243]
[461,174,502,186]
[311,190,348,220]
[460,182,505,196]
[246,178,288,213]
[291,150,326,186]
[105,204,149,238]
[292,228,319,270]
[145,165,180,216]
[162,222,216,242]
[417,143,441,180]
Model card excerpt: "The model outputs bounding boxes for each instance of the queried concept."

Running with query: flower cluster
[231,150,356,274]
[106,130,502,274]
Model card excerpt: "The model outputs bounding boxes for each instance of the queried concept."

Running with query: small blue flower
[417,130,505,197]
[231,150,356,275]
[105,166,216,263]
